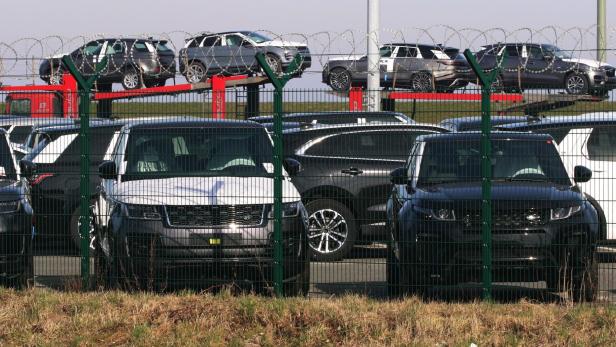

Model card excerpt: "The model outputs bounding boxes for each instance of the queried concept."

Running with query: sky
[1,0,614,88]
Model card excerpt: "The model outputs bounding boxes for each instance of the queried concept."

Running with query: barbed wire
[1,26,616,90]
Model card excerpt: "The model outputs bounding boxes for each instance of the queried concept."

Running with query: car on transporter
[475,43,616,95]
[386,132,599,301]
[39,38,176,90]
[498,112,616,249]
[322,43,474,92]
[179,31,311,83]
[438,115,537,132]
[0,128,33,288]
[283,122,448,261]
[91,119,310,294]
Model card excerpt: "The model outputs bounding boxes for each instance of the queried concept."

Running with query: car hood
[255,40,307,48]
[111,176,301,205]
[415,182,583,209]
[561,58,613,69]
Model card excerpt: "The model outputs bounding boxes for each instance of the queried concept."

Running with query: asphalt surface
[31,244,616,303]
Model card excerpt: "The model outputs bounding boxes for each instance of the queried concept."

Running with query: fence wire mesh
[0,30,615,304]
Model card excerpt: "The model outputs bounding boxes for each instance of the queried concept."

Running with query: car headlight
[124,204,161,220]
[551,205,583,221]
[414,206,456,221]
[0,200,19,214]
[284,50,293,60]
[269,202,301,218]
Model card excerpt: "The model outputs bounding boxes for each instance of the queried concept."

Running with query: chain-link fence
[0,30,615,303]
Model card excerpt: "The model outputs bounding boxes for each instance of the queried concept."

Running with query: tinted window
[527,46,544,59]
[132,42,150,53]
[418,139,570,186]
[8,126,33,144]
[379,46,394,58]
[587,127,616,161]
[0,136,16,180]
[105,41,125,55]
[396,47,417,58]
[505,45,521,57]
[187,37,204,48]
[202,36,222,47]
[81,41,103,56]
[154,42,172,52]
[306,131,429,160]
[9,99,30,116]
[225,35,245,47]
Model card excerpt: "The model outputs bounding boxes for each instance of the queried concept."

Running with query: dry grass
[0,289,614,346]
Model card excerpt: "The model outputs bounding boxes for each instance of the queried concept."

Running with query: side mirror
[19,160,37,179]
[390,167,408,185]
[574,165,592,183]
[283,158,301,176]
[98,161,117,180]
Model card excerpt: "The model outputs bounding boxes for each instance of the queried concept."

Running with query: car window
[225,35,245,47]
[105,41,125,55]
[8,126,33,144]
[8,99,30,116]
[396,47,417,58]
[187,37,204,48]
[528,46,544,59]
[202,36,222,47]
[587,127,616,161]
[81,41,103,56]
[26,133,77,164]
[154,42,173,53]
[379,46,394,58]
[132,42,151,53]
[305,131,431,160]
[505,45,521,57]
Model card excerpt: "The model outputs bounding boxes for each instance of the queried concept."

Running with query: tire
[70,208,82,251]
[491,74,505,93]
[411,72,434,92]
[283,262,310,297]
[328,67,352,92]
[586,194,607,242]
[305,199,357,262]
[185,61,207,84]
[264,53,283,76]
[565,73,589,95]
[121,67,142,90]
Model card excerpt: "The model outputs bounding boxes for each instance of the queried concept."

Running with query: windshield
[543,45,572,59]
[123,127,274,181]
[242,31,272,44]
[417,138,571,186]
[379,46,394,57]
[154,42,173,53]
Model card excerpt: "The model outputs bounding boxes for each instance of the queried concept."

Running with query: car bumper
[110,213,308,284]
[587,70,616,89]
[399,213,597,282]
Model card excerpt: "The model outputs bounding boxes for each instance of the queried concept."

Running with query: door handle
[341,168,363,176]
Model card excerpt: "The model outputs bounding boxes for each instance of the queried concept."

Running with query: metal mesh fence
[0,32,615,303]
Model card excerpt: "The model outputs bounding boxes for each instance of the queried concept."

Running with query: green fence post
[255,53,303,296]
[61,55,108,290]
[463,49,506,301]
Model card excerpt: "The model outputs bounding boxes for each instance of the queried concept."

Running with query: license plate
[190,233,242,247]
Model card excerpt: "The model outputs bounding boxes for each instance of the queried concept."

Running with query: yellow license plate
[209,238,222,245]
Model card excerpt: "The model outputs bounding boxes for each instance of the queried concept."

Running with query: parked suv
[0,128,33,288]
[92,119,309,294]
[179,31,311,83]
[476,43,616,95]
[19,120,124,250]
[498,113,616,248]
[322,43,474,92]
[39,38,176,89]
[386,132,599,301]
[284,123,447,261]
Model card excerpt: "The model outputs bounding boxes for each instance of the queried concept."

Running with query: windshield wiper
[495,177,548,183]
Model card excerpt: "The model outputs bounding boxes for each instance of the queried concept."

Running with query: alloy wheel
[566,75,586,94]
[412,72,433,91]
[123,72,140,89]
[308,209,348,255]
[187,63,206,83]
[330,69,351,91]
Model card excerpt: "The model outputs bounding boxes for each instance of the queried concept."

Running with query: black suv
[0,129,33,288]
[39,39,176,89]
[476,43,616,95]
[387,132,599,301]
[20,120,125,250]
[284,123,447,261]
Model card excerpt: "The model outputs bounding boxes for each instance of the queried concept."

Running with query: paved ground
[31,245,616,302]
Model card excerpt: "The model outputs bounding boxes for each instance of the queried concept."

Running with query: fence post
[61,55,108,290]
[463,49,506,301]
[255,53,303,296]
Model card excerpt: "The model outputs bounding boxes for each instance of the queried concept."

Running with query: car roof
[439,115,532,131]
[497,113,616,131]
[283,122,447,135]
[125,118,264,130]
[385,43,458,50]
[0,117,93,127]
[249,111,412,123]
[418,131,553,142]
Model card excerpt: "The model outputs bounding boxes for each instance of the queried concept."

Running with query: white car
[501,112,616,249]
[92,118,310,294]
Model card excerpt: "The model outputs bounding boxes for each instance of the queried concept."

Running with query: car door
[224,34,257,74]
[524,45,558,88]
[577,126,616,241]
[200,36,224,75]
[73,41,106,77]
[379,45,397,84]
[390,46,417,86]
[104,40,127,79]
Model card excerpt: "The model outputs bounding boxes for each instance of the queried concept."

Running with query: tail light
[31,173,54,185]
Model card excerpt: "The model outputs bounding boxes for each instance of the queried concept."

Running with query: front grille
[297,47,311,62]
[458,208,550,228]
[166,205,265,228]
